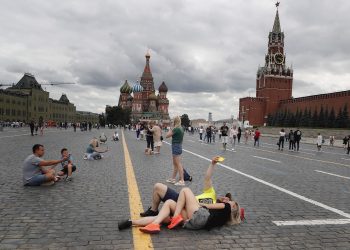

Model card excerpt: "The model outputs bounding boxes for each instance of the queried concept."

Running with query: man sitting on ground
[23,144,68,186]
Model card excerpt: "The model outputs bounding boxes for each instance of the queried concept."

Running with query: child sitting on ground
[112,131,119,141]
[58,148,76,181]
[100,133,107,143]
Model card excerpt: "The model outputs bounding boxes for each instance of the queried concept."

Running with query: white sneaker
[166,178,176,184]
[65,176,73,182]
[174,180,185,186]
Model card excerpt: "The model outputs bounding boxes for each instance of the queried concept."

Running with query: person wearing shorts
[118,157,243,231]
[57,148,76,181]
[166,116,185,186]
[138,156,229,217]
[23,144,68,186]
[220,122,229,150]
[149,122,162,154]
[122,185,240,233]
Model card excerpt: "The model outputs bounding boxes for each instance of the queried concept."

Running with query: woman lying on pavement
[118,157,242,232]
[138,156,244,217]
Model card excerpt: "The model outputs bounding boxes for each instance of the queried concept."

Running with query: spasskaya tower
[239,2,293,125]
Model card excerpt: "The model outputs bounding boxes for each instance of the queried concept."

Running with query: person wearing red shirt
[254,128,261,147]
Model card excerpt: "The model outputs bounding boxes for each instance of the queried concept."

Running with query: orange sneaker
[167,215,184,229]
[139,223,160,234]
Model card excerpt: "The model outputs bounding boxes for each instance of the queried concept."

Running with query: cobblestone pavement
[1,128,350,249]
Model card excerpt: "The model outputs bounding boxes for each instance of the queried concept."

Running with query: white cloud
[0,0,350,120]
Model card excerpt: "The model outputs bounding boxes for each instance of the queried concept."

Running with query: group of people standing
[278,128,302,151]
[199,123,246,149]
[29,121,44,136]
[135,122,163,155]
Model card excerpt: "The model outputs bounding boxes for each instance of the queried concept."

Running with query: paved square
[1,128,350,249]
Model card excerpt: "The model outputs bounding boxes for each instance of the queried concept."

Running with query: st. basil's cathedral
[118,52,170,125]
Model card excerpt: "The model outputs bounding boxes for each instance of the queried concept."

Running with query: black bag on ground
[183,168,192,182]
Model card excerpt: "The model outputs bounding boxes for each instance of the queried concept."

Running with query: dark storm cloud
[0,0,349,119]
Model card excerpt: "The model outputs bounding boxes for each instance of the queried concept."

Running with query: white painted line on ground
[0,133,31,138]
[0,130,64,139]
[163,141,350,220]
[252,155,281,163]
[238,144,350,168]
[187,140,195,143]
[264,142,345,156]
[260,144,316,155]
[315,170,350,180]
[273,219,350,226]
[341,158,350,161]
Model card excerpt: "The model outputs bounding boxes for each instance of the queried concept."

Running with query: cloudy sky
[1,0,349,120]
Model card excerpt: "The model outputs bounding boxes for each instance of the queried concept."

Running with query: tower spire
[272,2,281,33]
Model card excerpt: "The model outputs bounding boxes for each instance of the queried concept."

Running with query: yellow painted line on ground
[238,145,350,168]
[121,130,154,250]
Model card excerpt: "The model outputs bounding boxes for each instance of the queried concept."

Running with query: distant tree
[323,107,329,128]
[99,113,106,127]
[284,111,295,127]
[267,114,273,126]
[328,107,336,128]
[278,109,287,126]
[300,108,308,127]
[181,114,191,128]
[311,108,318,127]
[342,104,349,128]
[318,106,325,127]
[105,106,131,126]
[295,109,302,127]
[123,108,132,125]
[272,112,278,126]
[335,107,343,128]
[307,108,312,127]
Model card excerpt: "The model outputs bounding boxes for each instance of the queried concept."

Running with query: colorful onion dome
[120,80,132,94]
[132,81,144,93]
[158,81,168,92]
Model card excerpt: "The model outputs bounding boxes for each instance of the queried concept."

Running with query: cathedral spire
[272,4,281,33]
[142,51,153,79]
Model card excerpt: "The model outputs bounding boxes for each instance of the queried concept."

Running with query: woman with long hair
[166,116,185,186]
[121,186,241,233]
[84,138,108,160]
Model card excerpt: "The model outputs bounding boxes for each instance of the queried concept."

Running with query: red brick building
[239,6,350,126]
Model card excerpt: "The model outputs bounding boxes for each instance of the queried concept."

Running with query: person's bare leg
[203,158,218,190]
[171,157,178,179]
[173,188,200,219]
[175,156,184,182]
[132,216,158,227]
[67,164,72,177]
[151,183,168,211]
[44,172,55,182]
[152,200,176,224]
[133,200,176,226]
[156,146,160,153]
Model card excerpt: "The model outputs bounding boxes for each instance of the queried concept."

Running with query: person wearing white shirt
[316,133,323,151]
[199,126,204,141]
[230,126,238,150]
[278,129,285,150]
